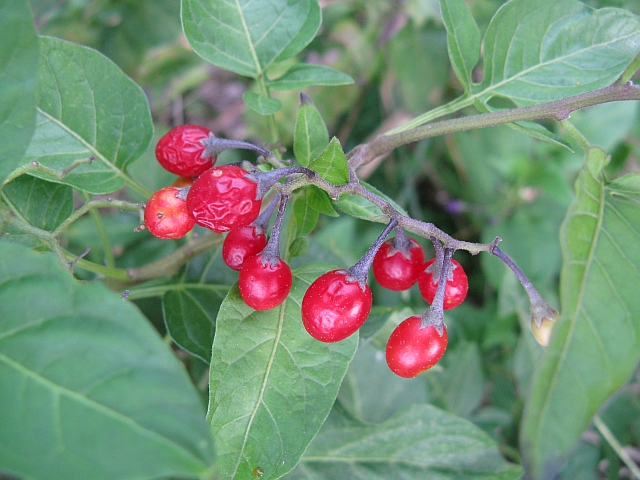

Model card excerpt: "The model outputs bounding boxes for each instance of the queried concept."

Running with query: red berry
[418,258,468,310]
[143,187,195,239]
[238,254,292,311]
[372,238,425,291]
[222,225,268,271]
[301,270,372,343]
[186,165,262,232]
[386,316,448,378]
[156,125,215,177]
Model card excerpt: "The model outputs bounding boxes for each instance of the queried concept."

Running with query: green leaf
[182,0,320,78]
[286,403,523,479]
[293,95,329,167]
[473,0,640,107]
[521,148,640,478]
[207,262,357,480]
[440,0,481,91]
[293,191,320,237]
[308,137,349,186]
[334,181,408,223]
[0,242,214,480]
[163,286,226,362]
[268,64,354,91]
[1,175,73,231]
[307,186,339,217]
[288,236,309,259]
[242,91,283,115]
[0,0,38,184]
[21,37,153,194]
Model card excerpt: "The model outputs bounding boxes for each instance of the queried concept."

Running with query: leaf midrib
[533,162,607,452]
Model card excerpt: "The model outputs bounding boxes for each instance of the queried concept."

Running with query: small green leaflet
[242,92,283,115]
[308,137,349,186]
[268,64,353,91]
[294,94,329,167]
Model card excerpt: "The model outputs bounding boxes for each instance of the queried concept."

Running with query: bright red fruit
[222,225,267,270]
[418,258,468,310]
[386,316,448,378]
[156,125,215,177]
[186,165,262,232]
[372,238,425,291]
[238,255,292,310]
[301,270,372,342]
[144,187,195,239]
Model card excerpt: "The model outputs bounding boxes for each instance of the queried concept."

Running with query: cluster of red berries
[144,125,470,379]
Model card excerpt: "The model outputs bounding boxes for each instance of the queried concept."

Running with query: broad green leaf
[334,181,408,223]
[268,64,354,91]
[0,0,38,184]
[0,242,214,480]
[307,186,338,217]
[285,403,523,479]
[440,0,481,91]
[288,236,309,259]
[207,262,358,480]
[163,286,226,362]
[293,190,320,237]
[293,95,329,167]
[21,37,153,194]
[242,91,282,115]
[521,148,640,478]
[473,0,640,106]
[308,137,349,186]
[1,175,72,231]
[182,0,320,78]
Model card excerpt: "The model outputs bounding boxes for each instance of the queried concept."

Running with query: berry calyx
[143,186,195,239]
[386,316,448,378]
[186,165,262,232]
[301,270,373,342]
[372,235,425,291]
[222,226,267,271]
[418,258,468,310]
[238,254,292,310]
[156,125,215,177]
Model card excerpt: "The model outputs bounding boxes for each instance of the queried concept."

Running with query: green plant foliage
[294,96,329,167]
[0,0,38,184]
[0,242,215,480]
[440,0,481,92]
[182,0,321,78]
[285,403,523,479]
[475,0,640,106]
[23,37,153,195]
[293,190,320,237]
[268,64,354,91]
[207,263,358,480]
[2,175,72,231]
[243,91,283,115]
[163,286,225,362]
[308,137,349,186]
[522,147,640,477]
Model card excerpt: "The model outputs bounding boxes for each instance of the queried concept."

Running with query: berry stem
[253,193,281,232]
[347,218,398,288]
[391,225,412,258]
[251,166,316,199]
[201,136,273,159]
[492,246,557,327]
[420,247,453,335]
[261,195,289,266]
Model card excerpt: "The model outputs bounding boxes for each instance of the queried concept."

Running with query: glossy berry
[143,186,195,239]
[222,225,267,270]
[418,258,468,310]
[238,255,292,311]
[301,270,372,342]
[156,125,215,177]
[386,316,448,378]
[186,165,262,232]
[372,238,425,291]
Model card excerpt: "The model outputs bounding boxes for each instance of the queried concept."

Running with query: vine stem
[593,414,640,479]
[347,82,640,169]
